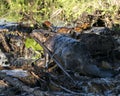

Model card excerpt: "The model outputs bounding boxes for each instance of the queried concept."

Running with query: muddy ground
[0,10,120,96]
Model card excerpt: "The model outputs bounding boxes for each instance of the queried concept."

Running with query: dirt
[0,10,120,96]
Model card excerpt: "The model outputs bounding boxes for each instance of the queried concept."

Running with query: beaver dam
[0,11,120,96]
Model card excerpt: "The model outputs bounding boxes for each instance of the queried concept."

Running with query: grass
[0,0,120,59]
[0,0,120,24]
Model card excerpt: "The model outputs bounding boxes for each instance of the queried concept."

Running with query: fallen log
[31,29,118,78]
[0,71,50,96]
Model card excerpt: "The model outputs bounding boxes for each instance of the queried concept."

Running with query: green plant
[0,0,119,23]
[25,38,43,59]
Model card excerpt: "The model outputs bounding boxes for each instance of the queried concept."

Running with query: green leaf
[25,38,43,59]
[25,38,43,51]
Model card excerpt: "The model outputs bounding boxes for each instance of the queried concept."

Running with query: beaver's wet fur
[31,29,118,77]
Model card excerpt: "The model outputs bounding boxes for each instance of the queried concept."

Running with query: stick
[50,80,84,95]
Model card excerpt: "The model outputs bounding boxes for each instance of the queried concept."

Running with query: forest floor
[0,10,120,96]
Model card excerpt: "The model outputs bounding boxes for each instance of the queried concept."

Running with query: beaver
[31,29,117,78]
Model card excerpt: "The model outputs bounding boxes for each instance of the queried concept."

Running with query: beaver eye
[44,33,49,37]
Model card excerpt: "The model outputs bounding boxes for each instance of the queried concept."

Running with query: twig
[50,80,84,95]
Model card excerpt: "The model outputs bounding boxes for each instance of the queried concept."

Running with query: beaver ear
[44,33,49,37]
